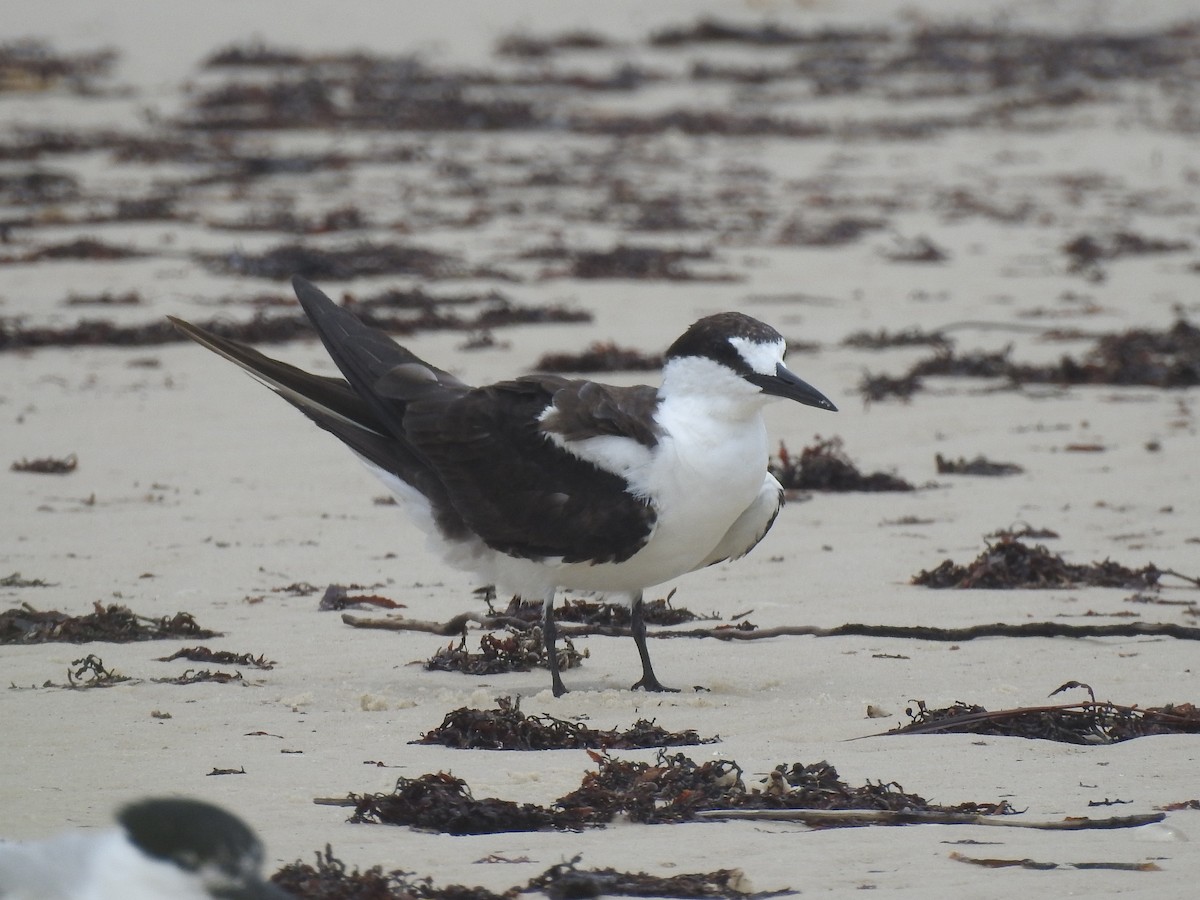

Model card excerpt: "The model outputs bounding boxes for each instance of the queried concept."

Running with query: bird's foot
[551,674,569,697]
[631,675,680,693]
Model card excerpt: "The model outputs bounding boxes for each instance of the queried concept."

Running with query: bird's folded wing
[403,377,657,565]
[696,474,785,568]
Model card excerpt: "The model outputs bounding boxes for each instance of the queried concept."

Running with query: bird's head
[662,312,837,412]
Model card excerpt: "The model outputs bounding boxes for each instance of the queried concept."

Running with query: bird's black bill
[747,363,838,411]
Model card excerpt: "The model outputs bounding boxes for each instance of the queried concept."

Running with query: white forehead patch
[729,335,785,376]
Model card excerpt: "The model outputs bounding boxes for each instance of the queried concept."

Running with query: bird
[0,797,289,899]
[171,276,836,696]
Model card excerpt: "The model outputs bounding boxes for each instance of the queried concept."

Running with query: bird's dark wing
[176,279,659,563]
[538,379,662,448]
[402,376,657,564]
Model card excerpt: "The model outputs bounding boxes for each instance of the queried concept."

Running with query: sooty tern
[0,798,287,900]
[171,276,836,696]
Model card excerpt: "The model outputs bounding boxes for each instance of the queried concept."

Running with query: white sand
[3,2,1199,896]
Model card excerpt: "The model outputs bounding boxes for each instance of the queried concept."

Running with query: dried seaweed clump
[842,326,949,350]
[912,537,1161,589]
[497,30,612,58]
[525,244,730,281]
[524,857,775,900]
[65,654,131,688]
[535,341,662,373]
[198,241,469,281]
[413,696,717,750]
[1,313,310,352]
[155,647,275,669]
[770,437,914,492]
[351,772,557,835]
[424,630,585,677]
[935,453,1024,476]
[0,602,219,644]
[496,594,707,627]
[272,846,418,900]
[893,697,1200,744]
[1062,231,1190,275]
[344,750,1008,834]
[861,319,1200,401]
[10,454,77,474]
[4,299,590,353]
[272,846,774,900]
[1059,318,1200,387]
[0,40,117,92]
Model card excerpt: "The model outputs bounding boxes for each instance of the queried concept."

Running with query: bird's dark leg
[542,590,568,697]
[630,591,678,693]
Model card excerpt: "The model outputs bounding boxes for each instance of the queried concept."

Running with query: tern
[171,277,836,696]
[0,798,287,900]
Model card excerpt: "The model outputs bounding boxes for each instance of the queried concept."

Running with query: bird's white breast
[543,391,771,592]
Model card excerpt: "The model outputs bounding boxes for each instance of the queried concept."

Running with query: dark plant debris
[525,244,733,281]
[912,536,1163,590]
[861,319,1200,400]
[64,290,142,306]
[1157,799,1200,811]
[155,647,275,669]
[497,30,613,58]
[0,40,118,93]
[0,601,219,644]
[203,42,310,68]
[778,216,886,247]
[1,572,55,588]
[1063,231,1191,275]
[350,771,557,835]
[271,846,782,900]
[884,235,948,263]
[651,19,870,47]
[412,696,717,750]
[524,856,782,900]
[198,241,484,281]
[986,524,1060,541]
[0,170,79,204]
[348,604,1200,646]
[842,327,950,350]
[337,749,1010,835]
[891,696,1200,744]
[860,371,924,403]
[207,205,370,235]
[535,341,662,373]
[2,300,590,352]
[318,584,404,611]
[175,22,1200,138]
[915,347,1017,380]
[65,654,131,689]
[152,669,245,686]
[494,593,710,628]
[5,238,144,263]
[10,454,77,474]
[935,453,1024,476]
[950,851,1159,872]
[271,846,444,900]
[424,630,586,677]
[770,437,914,492]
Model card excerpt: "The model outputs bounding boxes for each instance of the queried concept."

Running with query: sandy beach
[3,1,1199,896]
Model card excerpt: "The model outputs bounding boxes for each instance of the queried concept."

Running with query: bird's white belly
[362,405,771,597]
[548,415,769,592]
